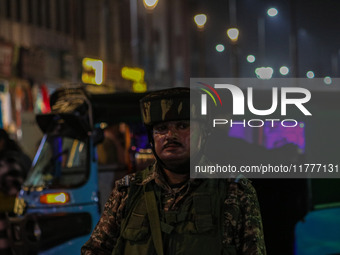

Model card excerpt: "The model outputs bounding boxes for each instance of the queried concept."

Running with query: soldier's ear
[146,127,154,147]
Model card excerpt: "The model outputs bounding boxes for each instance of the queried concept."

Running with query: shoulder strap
[220,178,239,246]
[122,166,153,217]
[144,184,164,255]
[114,168,153,254]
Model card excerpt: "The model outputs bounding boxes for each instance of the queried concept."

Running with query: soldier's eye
[177,121,190,130]
[153,124,168,133]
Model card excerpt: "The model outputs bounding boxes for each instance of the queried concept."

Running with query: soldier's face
[153,120,202,169]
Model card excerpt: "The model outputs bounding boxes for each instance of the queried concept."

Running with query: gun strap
[144,185,164,255]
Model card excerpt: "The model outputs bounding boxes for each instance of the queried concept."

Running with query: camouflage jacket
[81,163,266,255]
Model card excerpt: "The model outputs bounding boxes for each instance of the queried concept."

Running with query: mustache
[163,141,183,149]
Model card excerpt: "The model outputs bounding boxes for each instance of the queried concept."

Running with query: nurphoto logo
[197,83,312,128]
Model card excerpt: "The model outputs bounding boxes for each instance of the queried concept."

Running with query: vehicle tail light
[40,192,70,204]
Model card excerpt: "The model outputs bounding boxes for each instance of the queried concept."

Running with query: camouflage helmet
[140,87,192,126]
[140,87,206,173]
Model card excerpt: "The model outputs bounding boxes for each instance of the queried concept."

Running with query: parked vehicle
[7,87,152,255]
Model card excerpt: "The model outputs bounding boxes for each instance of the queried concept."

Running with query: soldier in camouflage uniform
[81,87,266,255]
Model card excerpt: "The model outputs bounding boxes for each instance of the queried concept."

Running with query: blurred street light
[324,76,332,85]
[143,0,158,10]
[280,66,289,75]
[227,28,239,42]
[267,8,278,17]
[306,71,315,79]
[194,14,207,30]
[216,44,225,52]
[255,67,274,79]
[247,55,256,63]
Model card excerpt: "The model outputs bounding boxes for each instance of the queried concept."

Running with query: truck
[7,86,153,255]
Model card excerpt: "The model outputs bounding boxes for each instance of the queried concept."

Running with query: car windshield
[24,135,88,188]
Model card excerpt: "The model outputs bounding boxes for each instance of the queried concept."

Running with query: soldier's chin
[163,160,190,175]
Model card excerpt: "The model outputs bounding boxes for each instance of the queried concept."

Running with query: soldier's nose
[165,126,178,138]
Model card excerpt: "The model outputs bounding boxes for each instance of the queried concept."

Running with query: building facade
[0,0,195,155]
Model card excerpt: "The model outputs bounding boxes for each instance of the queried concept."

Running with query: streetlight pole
[258,8,278,67]
[143,0,158,89]
[331,50,340,77]
[289,0,299,77]
[258,16,265,66]
[130,0,139,66]
[227,0,239,77]
[227,28,240,77]
[194,14,207,77]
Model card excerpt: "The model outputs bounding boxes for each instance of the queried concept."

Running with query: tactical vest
[112,168,238,255]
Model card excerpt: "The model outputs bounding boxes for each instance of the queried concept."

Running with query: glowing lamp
[194,14,207,29]
[247,55,256,63]
[279,66,289,75]
[143,0,158,10]
[227,28,239,42]
[306,71,315,79]
[216,44,225,52]
[267,8,278,17]
[255,67,274,79]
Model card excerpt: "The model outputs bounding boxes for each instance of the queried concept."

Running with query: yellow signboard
[121,66,147,92]
[82,58,103,85]
[121,67,144,82]
[133,81,147,93]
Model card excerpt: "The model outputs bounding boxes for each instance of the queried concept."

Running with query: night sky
[196,0,340,78]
